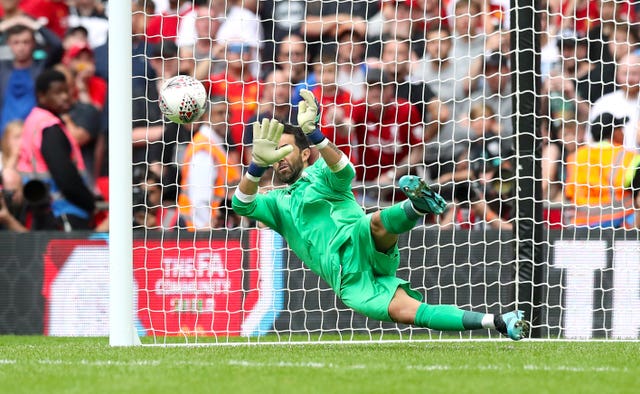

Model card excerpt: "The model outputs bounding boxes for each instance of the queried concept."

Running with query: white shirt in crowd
[589,90,640,152]
[186,125,224,229]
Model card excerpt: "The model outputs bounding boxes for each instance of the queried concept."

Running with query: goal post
[510,0,544,339]
[108,0,136,346]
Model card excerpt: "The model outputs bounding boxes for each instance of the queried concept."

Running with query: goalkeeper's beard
[274,157,304,185]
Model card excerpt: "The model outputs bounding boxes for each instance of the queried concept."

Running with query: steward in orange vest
[177,109,241,229]
[565,113,640,228]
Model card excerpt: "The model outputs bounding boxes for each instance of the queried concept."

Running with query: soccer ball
[159,75,207,124]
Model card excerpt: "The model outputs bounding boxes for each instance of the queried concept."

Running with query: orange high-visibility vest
[565,142,640,227]
[177,131,240,229]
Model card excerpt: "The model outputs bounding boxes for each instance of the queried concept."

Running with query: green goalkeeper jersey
[232,159,361,295]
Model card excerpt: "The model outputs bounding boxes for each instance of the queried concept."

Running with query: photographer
[16,69,95,230]
[0,168,26,232]
[437,104,514,230]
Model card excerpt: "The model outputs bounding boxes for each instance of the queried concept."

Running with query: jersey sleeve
[231,191,282,230]
[317,157,355,193]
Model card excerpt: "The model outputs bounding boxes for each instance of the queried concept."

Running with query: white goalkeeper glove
[297,89,320,135]
[298,89,328,146]
[251,118,293,167]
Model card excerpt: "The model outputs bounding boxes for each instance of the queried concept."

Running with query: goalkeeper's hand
[297,89,320,134]
[251,118,293,167]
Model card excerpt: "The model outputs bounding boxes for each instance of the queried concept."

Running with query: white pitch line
[0,359,629,373]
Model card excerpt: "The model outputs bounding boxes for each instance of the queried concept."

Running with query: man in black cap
[565,112,640,228]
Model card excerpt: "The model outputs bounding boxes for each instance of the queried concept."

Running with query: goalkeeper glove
[298,89,326,145]
[251,118,293,167]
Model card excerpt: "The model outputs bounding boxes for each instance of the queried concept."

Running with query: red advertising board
[43,233,261,336]
[133,238,252,336]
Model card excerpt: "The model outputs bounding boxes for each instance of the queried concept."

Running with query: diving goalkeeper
[232,90,529,340]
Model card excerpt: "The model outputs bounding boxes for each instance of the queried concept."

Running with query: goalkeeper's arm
[297,89,352,176]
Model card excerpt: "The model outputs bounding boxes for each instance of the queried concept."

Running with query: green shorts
[337,214,423,322]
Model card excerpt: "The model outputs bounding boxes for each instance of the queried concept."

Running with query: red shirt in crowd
[207,72,260,160]
[351,98,423,181]
[310,86,358,164]
[146,5,192,44]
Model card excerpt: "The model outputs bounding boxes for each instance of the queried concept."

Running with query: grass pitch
[1,337,639,394]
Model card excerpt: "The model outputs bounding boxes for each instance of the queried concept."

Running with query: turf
[1,337,639,394]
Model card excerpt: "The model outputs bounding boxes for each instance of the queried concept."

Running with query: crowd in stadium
[0,0,640,232]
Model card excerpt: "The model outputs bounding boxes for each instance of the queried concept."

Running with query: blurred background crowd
[1,0,639,232]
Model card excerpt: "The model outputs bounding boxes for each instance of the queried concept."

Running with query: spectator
[0,166,27,231]
[0,2,64,62]
[565,112,640,228]
[587,0,638,65]
[67,0,108,49]
[559,0,600,37]
[244,69,297,161]
[132,170,163,230]
[303,0,373,60]
[5,0,70,39]
[352,68,424,202]
[380,38,449,143]
[309,52,358,163]
[423,0,450,32]
[62,25,88,50]
[177,98,241,230]
[580,22,639,104]
[541,112,585,203]
[257,0,306,67]
[437,152,515,231]
[539,0,561,81]
[450,0,485,75]
[437,104,514,231]
[17,69,95,230]
[205,95,240,164]
[216,0,263,78]
[179,1,226,81]
[0,22,62,135]
[1,119,22,170]
[366,0,425,59]
[63,42,107,111]
[412,26,464,111]
[279,33,314,105]
[131,3,164,175]
[336,28,367,101]
[146,0,192,44]
[207,40,260,164]
[53,62,102,189]
[589,53,640,152]
[459,52,513,136]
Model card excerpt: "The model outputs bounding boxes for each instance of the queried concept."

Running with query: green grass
[1,337,639,394]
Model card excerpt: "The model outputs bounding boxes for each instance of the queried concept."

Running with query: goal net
[110,0,640,344]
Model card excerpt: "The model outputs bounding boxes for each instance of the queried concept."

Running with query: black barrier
[0,232,47,334]
[1,229,639,338]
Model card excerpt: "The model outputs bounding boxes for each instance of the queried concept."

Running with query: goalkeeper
[232,90,529,340]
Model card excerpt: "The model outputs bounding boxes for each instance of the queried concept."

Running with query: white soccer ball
[159,75,207,124]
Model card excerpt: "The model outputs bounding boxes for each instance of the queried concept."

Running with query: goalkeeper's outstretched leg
[371,175,447,252]
[388,287,530,341]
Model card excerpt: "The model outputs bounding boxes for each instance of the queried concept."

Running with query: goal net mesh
[127,0,640,343]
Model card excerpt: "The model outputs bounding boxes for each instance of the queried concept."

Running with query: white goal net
[112,0,640,344]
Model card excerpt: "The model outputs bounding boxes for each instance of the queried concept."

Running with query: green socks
[380,200,421,234]
[415,304,487,331]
